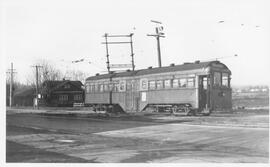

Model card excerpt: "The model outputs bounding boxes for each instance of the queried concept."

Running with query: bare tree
[27,59,89,85]
[64,69,88,83]
[38,59,63,82]
[27,59,64,86]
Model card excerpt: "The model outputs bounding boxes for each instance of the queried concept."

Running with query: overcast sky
[2,0,270,86]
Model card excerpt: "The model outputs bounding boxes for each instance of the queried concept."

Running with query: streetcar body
[85,61,232,114]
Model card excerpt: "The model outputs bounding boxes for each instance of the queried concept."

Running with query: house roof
[41,80,83,94]
[86,61,228,81]
[14,87,35,97]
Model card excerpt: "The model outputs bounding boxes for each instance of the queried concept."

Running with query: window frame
[187,77,195,87]
[74,94,82,101]
[148,80,156,90]
[99,84,104,92]
[156,80,164,89]
[59,94,68,101]
[164,79,172,89]
[104,83,109,91]
[213,72,222,87]
[179,78,187,87]
[222,73,229,87]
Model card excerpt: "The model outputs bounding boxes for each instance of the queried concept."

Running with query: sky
[1,0,270,86]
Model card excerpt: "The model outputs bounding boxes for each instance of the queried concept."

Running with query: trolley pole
[147,20,165,68]
[31,65,43,109]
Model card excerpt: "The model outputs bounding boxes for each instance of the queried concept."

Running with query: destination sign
[110,64,133,68]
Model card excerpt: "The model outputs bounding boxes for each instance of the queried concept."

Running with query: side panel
[112,92,126,111]
[210,88,232,110]
[139,89,197,111]
[85,93,110,104]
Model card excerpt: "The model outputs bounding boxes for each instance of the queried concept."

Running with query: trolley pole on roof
[147,20,165,68]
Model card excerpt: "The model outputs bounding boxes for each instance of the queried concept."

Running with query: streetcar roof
[86,61,230,81]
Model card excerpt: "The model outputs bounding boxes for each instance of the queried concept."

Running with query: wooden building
[40,80,84,107]
[13,87,35,106]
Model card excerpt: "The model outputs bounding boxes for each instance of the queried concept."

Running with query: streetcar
[84,60,232,115]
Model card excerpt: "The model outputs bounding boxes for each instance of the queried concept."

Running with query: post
[32,65,42,109]
[104,33,110,73]
[156,28,162,67]
[9,63,13,107]
[35,66,39,109]
[147,20,165,68]
[130,33,135,71]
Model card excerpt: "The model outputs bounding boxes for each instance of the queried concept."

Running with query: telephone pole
[7,63,16,107]
[31,65,43,109]
[147,20,165,68]
[104,33,110,73]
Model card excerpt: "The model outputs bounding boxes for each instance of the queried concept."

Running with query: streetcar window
[156,80,163,89]
[172,79,179,88]
[99,84,104,92]
[95,84,99,92]
[86,85,90,93]
[109,83,114,91]
[87,85,90,93]
[114,83,119,92]
[179,78,187,87]
[149,80,156,90]
[104,84,108,91]
[131,81,136,90]
[126,82,131,91]
[203,78,208,89]
[89,85,92,92]
[187,78,195,87]
[91,85,95,92]
[222,73,229,87]
[119,81,126,91]
[141,80,147,90]
[214,72,221,86]
[164,79,171,88]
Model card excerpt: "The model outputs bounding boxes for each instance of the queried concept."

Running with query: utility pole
[31,65,43,109]
[6,63,16,107]
[147,20,165,68]
[129,33,135,71]
[104,33,110,73]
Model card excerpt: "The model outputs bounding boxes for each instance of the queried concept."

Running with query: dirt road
[6,112,269,163]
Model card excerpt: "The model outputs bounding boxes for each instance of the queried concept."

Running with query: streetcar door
[198,76,209,110]
[125,80,135,112]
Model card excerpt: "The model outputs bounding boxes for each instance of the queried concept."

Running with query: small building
[13,87,35,106]
[40,80,84,107]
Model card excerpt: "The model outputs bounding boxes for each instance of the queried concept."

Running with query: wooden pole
[9,63,13,107]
